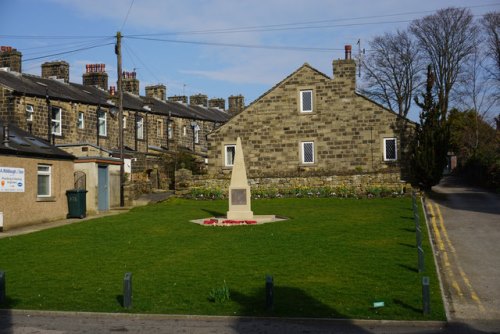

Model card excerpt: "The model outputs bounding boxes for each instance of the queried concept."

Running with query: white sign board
[0,167,25,192]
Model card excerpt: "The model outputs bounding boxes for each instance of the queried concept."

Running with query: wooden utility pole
[116,31,125,207]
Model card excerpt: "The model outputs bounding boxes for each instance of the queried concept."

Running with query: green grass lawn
[0,197,445,320]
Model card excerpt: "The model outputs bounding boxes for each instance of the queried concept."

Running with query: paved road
[0,309,467,334]
[425,176,500,333]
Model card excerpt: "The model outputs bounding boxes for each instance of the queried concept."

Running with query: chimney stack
[208,98,225,110]
[332,45,356,92]
[190,94,208,107]
[82,63,108,90]
[0,46,22,72]
[122,71,139,95]
[228,95,245,113]
[168,95,188,104]
[42,61,70,83]
[145,84,167,101]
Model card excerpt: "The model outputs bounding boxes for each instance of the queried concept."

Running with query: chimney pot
[345,45,352,60]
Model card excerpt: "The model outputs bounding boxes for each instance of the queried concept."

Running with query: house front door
[98,165,109,211]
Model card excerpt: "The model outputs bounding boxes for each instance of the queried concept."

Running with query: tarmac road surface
[0,309,463,334]
[425,176,500,333]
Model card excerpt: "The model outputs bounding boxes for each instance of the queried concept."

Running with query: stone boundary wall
[175,169,408,195]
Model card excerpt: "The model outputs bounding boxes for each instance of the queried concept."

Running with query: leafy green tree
[448,109,499,188]
[410,65,450,190]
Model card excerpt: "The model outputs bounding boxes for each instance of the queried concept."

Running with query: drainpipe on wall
[96,104,100,148]
[145,110,149,153]
[134,111,138,151]
[46,88,51,142]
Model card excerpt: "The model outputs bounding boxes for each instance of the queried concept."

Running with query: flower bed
[203,219,258,226]
[190,185,407,200]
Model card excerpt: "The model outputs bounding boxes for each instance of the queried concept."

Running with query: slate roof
[0,69,231,123]
[146,97,230,122]
[0,120,74,160]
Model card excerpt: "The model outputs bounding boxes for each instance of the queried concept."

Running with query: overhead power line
[3,2,498,41]
[120,0,135,32]
[21,38,115,58]
[126,36,344,52]
[23,42,115,62]
[125,3,500,37]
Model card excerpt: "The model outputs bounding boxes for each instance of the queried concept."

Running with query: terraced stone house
[0,46,232,210]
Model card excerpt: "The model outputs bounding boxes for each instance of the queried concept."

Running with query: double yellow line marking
[426,201,485,312]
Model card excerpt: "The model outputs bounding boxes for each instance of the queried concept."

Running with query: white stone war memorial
[192,137,284,226]
[227,137,253,220]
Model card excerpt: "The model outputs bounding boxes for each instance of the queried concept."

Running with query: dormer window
[300,90,313,113]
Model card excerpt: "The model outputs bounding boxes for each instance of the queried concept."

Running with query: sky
[1,0,499,121]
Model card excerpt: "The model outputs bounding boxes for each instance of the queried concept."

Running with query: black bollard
[265,275,274,311]
[422,276,430,315]
[123,272,132,309]
[0,271,5,305]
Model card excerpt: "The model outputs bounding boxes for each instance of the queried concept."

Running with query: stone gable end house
[204,46,413,192]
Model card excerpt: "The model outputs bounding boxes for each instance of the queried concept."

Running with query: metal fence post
[418,246,425,273]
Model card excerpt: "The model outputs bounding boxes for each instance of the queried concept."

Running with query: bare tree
[410,7,479,118]
[361,29,422,118]
[482,11,500,84]
[456,44,497,121]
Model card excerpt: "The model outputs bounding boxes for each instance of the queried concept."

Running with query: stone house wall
[0,155,74,231]
[175,169,406,196]
[207,59,412,181]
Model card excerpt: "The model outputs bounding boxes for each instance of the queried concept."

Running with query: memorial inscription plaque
[231,189,247,205]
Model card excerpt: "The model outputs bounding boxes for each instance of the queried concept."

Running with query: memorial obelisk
[226,137,253,220]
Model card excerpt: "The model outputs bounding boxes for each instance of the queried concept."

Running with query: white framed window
[157,120,163,138]
[182,126,187,137]
[194,124,200,144]
[168,123,173,139]
[98,110,107,136]
[77,112,84,129]
[123,116,127,129]
[301,141,315,164]
[225,144,236,167]
[37,164,51,197]
[136,116,144,140]
[51,107,62,136]
[26,104,34,121]
[300,90,313,113]
[384,138,397,161]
